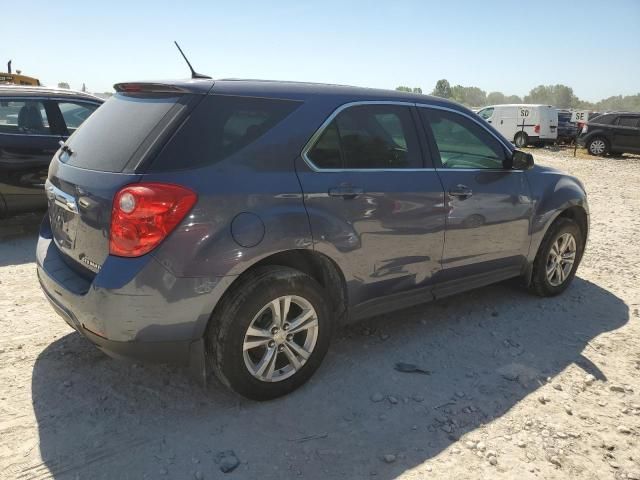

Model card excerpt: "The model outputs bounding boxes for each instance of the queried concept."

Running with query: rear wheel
[530,217,584,297]
[587,137,608,156]
[207,266,333,400]
[514,132,528,148]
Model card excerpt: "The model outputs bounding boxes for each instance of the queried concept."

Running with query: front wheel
[207,266,333,400]
[530,217,584,297]
[587,137,608,156]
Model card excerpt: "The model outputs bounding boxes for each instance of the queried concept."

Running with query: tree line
[397,79,640,112]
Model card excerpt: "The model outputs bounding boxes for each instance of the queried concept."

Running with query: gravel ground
[0,147,639,480]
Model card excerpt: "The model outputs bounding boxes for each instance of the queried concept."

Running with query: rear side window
[150,95,301,171]
[617,116,640,128]
[61,93,186,172]
[0,99,50,134]
[307,104,421,169]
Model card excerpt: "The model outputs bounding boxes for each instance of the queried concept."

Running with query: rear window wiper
[58,140,74,156]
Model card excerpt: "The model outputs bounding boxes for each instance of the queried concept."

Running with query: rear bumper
[36,217,235,367]
[37,274,193,363]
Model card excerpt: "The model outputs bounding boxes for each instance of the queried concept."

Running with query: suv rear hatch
[46,82,209,275]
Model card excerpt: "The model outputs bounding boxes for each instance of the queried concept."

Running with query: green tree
[524,84,578,108]
[486,91,506,105]
[396,86,423,94]
[505,95,523,103]
[57,82,70,89]
[432,79,451,99]
[450,85,486,107]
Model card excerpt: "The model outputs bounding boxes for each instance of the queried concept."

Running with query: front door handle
[328,185,364,200]
[449,184,473,198]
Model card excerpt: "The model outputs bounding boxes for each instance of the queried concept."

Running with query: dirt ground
[0,147,639,480]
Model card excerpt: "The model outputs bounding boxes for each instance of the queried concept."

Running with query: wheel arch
[203,249,349,335]
[524,204,589,286]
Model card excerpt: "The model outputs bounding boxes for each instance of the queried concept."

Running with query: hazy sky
[5,0,639,101]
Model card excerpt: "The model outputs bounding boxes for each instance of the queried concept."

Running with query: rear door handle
[328,185,364,199]
[449,184,473,198]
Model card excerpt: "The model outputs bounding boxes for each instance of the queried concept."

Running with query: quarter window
[57,102,99,132]
[307,104,421,169]
[420,108,507,169]
[150,95,301,171]
[0,99,50,134]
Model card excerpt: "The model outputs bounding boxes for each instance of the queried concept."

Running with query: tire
[529,217,584,297]
[586,136,609,156]
[514,132,528,148]
[206,266,334,400]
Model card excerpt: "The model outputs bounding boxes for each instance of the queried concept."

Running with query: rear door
[46,89,195,273]
[612,116,640,152]
[540,106,558,140]
[0,97,60,214]
[296,102,446,307]
[418,106,533,288]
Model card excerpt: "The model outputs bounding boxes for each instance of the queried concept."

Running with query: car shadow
[27,277,627,479]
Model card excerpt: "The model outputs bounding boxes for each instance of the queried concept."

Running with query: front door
[612,116,640,153]
[418,107,533,284]
[296,103,446,308]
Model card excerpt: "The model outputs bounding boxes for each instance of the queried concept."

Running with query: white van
[476,104,558,147]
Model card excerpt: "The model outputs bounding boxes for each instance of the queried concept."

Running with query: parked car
[0,86,103,217]
[37,79,588,400]
[556,109,578,144]
[577,112,640,156]
[477,104,558,147]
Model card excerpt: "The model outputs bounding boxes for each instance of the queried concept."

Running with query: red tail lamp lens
[110,183,197,257]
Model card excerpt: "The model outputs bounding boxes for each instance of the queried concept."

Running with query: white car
[477,104,558,147]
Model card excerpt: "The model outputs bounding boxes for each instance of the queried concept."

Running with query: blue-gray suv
[37,79,589,399]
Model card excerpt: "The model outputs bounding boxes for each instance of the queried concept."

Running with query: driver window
[478,107,494,120]
[420,108,506,169]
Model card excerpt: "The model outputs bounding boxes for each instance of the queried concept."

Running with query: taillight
[534,124,540,134]
[110,183,197,257]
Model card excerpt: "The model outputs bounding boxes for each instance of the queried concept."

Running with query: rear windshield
[61,93,187,172]
[149,95,301,171]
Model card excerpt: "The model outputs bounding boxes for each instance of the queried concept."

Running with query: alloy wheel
[545,233,577,287]
[242,295,319,382]
[589,139,606,155]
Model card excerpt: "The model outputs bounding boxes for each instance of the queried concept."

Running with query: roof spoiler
[113,83,191,93]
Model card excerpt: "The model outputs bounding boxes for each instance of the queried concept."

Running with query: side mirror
[511,150,534,170]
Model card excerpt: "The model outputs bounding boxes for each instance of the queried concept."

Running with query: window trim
[0,96,102,138]
[301,100,514,172]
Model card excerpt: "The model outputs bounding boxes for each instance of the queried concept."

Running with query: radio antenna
[174,41,211,79]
